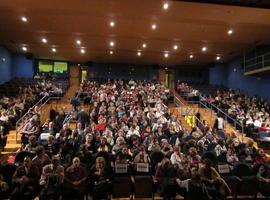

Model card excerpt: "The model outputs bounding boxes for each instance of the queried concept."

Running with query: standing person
[70,96,80,112]
[77,108,90,129]
[214,113,225,132]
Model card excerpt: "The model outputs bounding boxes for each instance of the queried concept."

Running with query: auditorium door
[69,66,80,86]
[159,69,175,88]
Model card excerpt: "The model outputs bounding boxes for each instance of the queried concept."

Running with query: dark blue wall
[0,47,12,84]
[89,63,158,81]
[11,54,34,79]
[210,57,270,100]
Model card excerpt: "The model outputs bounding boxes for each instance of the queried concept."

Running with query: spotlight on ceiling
[216,56,221,60]
[76,40,81,45]
[52,48,56,52]
[21,16,28,22]
[163,2,169,10]
[110,50,114,55]
[22,46,27,51]
[80,49,85,54]
[152,24,157,30]
[202,47,207,52]
[137,52,142,56]
[42,38,47,43]
[110,41,115,47]
[142,43,147,48]
[227,29,233,35]
[190,55,194,59]
[110,21,115,27]
[173,45,178,50]
[164,53,169,58]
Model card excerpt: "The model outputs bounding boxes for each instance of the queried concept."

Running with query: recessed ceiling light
[41,38,47,43]
[76,40,81,45]
[216,56,221,60]
[227,29,233,35]
[110,41,115,47]
[142,43,147,48]
[152,24,157,30]
[52,48,56,52]
[173,45,178,50]
[165,67,168,70]
[21,16,28,22]
[80,49,85,54]
[110,50,113,55]
[163,2,169,10]
[164,53,169,58]
[110,21,115,27]
[190,55,194,59]
[22,47,27,51]
[202,47,207,52]
[137,52,142,56]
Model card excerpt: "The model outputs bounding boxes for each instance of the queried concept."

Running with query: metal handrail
[15,95,61,142]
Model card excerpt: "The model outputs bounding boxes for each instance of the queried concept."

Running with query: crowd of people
[0,79,270,200]
[0,79,65,150]
[177,82,270,137]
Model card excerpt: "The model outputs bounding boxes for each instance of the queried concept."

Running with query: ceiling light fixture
[202,47,207,52]
[137,52,142,56]
[110,41,115,47]
[227,29,233,35]
[190,55,194,59]
[110,50,113,55]
[80,49,85,54]
[142,43,147,48]
[216,56,221,60]
[163,2,169,10]
[52,48,56,52]
[110,21,115,27]
[152,24,157,30]
[173,45,178,50]
[164,53,169,58]
[22,46,27,51]
[76,40,81,45]
[42,38,47,43]
[21,16,28,22]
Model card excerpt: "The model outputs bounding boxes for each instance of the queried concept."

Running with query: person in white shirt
[170,146,185,169]
[126,126,140,138]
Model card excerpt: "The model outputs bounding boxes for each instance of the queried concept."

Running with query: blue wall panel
[11,54,33,78]
[0,47,12,84]
[210,57,270,100]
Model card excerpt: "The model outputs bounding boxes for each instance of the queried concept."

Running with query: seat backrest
[233,163,252,177]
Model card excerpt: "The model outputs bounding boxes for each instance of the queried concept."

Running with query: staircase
[0,85,79,160]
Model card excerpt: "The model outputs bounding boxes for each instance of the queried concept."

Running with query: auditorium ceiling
[0,0,270,66]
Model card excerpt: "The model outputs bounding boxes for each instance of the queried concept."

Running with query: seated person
[10,156,40,200]
[64,157,87,200]
[39,155,64,200]
[199,159,231,199]
[257,159,270,197]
